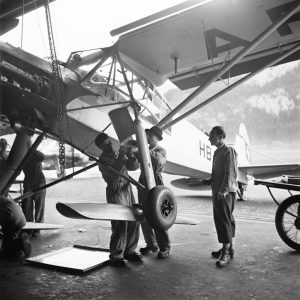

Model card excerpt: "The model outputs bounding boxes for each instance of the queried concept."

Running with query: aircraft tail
[234,123,251,166]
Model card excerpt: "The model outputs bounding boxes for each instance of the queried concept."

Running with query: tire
[275,195,300,251]
[143,186,177,231]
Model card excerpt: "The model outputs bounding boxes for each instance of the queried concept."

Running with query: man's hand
[126,147,138,157]
[217,192,227,200]
[119,145,127,157]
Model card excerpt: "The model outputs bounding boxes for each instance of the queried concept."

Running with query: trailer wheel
[144,186,177,231]
[275,195,300,251]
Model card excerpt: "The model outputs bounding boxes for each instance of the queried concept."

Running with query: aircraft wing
[239,163,300,179]
[164,161,210,178]
[114,0,300,89]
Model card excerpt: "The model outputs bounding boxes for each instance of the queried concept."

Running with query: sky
[1,0,186,61]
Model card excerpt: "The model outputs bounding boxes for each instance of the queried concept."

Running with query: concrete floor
[0,175,299,300]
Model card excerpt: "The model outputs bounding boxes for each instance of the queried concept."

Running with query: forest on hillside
[164,62,300,146]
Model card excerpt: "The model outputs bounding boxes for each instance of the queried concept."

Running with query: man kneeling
[0,196,31,259]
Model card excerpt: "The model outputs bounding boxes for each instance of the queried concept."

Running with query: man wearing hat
[95,132,142,267]
[202,126,238,267]
[138,126,171,259]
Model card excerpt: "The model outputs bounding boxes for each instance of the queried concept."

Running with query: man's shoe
[20,232,31,258]
[140,245,159,255]
[211,248,234,259]
[216,251,230,267]
[124,252,143,262]
[109,258,128,267]
[157,249,170,259]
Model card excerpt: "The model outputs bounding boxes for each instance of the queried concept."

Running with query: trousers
[213,192,236,244]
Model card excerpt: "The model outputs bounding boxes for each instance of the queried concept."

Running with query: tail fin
[235,123,251,166]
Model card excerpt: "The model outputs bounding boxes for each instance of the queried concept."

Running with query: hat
[95,133,109,148]
[145,126,163,141]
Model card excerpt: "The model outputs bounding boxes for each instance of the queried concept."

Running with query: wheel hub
[295,217,300,230]
[160,198,174,218]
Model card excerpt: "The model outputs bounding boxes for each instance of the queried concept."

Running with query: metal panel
[26,246,109,273]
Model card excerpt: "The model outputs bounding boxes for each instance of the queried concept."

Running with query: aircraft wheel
[275,195,300,251]
[144,186,177,231]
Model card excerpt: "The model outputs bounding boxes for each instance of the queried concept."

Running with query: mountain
[164,61,300,145]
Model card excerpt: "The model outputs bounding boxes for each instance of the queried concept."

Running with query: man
[0,138,8,181]
[0,138,8,161]
[21,141,46,236]
[138,126,171,259]
[95,133,142,267]
[203,126,238,267]
[0,196,31,259]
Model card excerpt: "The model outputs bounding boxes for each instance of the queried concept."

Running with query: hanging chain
[44,0,65,175]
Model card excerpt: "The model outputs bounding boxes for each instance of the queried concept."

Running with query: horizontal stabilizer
[239,163,300,179]
[171,178,211,191]
[56,202,144,222]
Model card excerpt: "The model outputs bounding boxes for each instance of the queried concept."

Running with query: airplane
[0,0,300,246]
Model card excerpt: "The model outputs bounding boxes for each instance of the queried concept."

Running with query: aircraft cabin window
[76,51,172,135]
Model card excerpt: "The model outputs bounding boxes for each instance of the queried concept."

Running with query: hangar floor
[0,174,299,300]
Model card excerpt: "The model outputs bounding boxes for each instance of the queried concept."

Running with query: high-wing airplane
[0,0,300,234]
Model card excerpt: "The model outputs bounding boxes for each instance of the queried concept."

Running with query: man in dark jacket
[138,126,171,259]
[22,143,46,236]
[0,138,8,161]
[95,133,142,267]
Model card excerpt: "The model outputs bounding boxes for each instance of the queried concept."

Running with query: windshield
[78,49,172,128]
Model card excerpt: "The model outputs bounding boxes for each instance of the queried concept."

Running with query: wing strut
[161,42,300,130]
[157,2,300,129]
[115,50,156,190]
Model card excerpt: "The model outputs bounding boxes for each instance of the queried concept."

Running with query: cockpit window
[78,50,172,134]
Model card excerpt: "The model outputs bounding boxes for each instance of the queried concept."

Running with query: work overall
[99,150,140,262]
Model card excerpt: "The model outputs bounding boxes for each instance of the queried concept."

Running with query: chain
[44,0,65,175]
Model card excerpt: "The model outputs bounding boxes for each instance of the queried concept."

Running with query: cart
[254,178,300,251]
